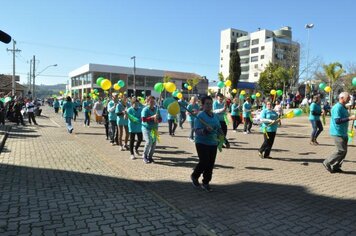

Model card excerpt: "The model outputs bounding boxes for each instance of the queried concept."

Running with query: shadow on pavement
[154,156,234,170]
[0,164,355,235]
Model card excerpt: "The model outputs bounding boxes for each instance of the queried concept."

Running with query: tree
[258,62,292,95]
[229,50,241,90]
[322,62,344,105]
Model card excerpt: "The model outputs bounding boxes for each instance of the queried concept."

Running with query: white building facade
[68,63,208,98]
[219,26,300,87]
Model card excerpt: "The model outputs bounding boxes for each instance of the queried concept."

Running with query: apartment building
[219,26,300,88]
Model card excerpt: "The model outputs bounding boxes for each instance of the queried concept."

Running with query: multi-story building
[68,63,208,99]
[219,26,300,89]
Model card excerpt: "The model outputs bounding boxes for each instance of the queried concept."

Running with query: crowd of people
[48,90,356,192]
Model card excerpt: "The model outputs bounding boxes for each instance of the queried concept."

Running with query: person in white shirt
[26,99,38,125]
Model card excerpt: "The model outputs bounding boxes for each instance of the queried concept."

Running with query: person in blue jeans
[258,101,279,158]
[178,97,188,128]
[309,96,323,145]
[127,97,143,160]
[141,96,161,164]
[107,96,118,145]
[191,96,222,192]
[323,92,356,173]
[213,93,230,148]
[62,96,75,133]
[82,96,93,127]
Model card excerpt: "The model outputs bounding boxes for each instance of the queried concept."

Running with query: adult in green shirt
[309,96,324,145]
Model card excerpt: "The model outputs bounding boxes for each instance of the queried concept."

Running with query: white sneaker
[233,130,237,133]
[243,132,248,134]
[130,154,136,160]
[120,146,125,151]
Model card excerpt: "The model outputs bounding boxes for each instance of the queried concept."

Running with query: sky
[1,0,356,86]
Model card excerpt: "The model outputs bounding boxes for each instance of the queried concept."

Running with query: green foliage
[163,75,171,83]
[229,50,241,90]
[257,63,292,94]
[322,62,344,105]
[218,72,224,82]
[301,105,310,115]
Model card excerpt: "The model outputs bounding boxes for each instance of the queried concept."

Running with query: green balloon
[251,94,256,99]
[239,94,245,100]
[172,90,179,97]
[4,97,12,103]
[118,80,125,87]
[319,82,326,90]
[154,83,164,93]
[217,81,225,89]
[276,90,283,96]
[293,108,303,117]
[352,77,356,87]
[96,77,105,86]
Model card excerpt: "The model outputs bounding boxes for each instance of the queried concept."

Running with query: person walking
[53,98,60,113]
[107,96,118,145]
[127,98,143,160]
[191,96,222,192]
[186,96,200,141]
[62,96,75,133]
[26,99,38,125]
[141,96,161,164]
[115,96,130,151]
[0,94,6,126]
[309,96,324,145]
[82,96,93,127]
[13,98,25,126]
[178,97,188,129]
[93,98,104,124]
[258,101,279,158]
[243,97,252,134]
[323,92,356,173]
[230,97,241,132]
[167,109,178,136]
[213,93,230,148]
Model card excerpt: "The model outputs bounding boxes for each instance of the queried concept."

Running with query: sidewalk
[1,106,356,235]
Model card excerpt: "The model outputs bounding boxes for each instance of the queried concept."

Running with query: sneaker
[258,151,264,158]
[333,165,343,173]
[143,157,150,164]
[135,149,140,156]
[233,130,237,133]
[323,161,334,173]
[69,128,73,134]
[190,175,200,188]
[243,132,248,134]
[225,142,230,148]
[247,130,251,134]
[188,138,194,142]
[201,183,212,192]
[120,146,125,151]
[124,145,130,150]
[130,154,136,160]
[148,157,154,163]
[111,142,115,146]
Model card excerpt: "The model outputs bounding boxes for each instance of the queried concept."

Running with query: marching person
[323,92,356,173]
[258,101,279,158]
[309,96,324,145]
[213,93,230,148]
[127,97,143,160]
[186,96,200,142]
[26,99,38,125]
[116,96,130,151]
[107,95,118,145]
[62,96,75,133]
[243,97,252,134]
[191,96,222,192]
[82,96,93,127]
[141,96,161,164]
[230,97,241,132]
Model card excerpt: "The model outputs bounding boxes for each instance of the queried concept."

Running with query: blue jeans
[310,120,323,140]
[179,111,186,127]
[109,121,117,143]
[142,128,156,159]
[65,117,73,133]
[84,111,91,126]
[189,120,195,139]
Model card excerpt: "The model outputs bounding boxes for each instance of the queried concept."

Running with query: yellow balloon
[167,101,180,116]
[240,90,246,95]
[177,92,183,99]
[164,82,176,93]
[256,92,261,98]
[285,111,294,119]
[270,89,276,95]
[324,86,331,93]
[232,89,237,94]
[113,84,120,90]
[101,79,112,91]
[225,80,232,87]
[187,85,192,91]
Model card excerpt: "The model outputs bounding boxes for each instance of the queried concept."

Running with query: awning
[237,82,256,89]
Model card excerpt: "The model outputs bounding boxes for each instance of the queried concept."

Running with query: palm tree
[322,62,344,105]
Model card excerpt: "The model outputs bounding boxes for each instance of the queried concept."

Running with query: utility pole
[6,40,21,96]
[29,59,32,95]
[32,55,36,98]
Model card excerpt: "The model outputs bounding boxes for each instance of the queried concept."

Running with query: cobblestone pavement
[1,106,356,235]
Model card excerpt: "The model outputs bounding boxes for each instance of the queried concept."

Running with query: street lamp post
[131,56,136,96]
[305,23,314,98]
[33,64,58,98]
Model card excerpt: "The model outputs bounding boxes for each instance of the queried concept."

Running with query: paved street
[1,105,356,235]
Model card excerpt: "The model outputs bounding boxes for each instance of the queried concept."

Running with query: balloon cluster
[217,80,232,89]
[318,82,331,93]
[183,83,192,91]
[153,81,182,116]
[270,89,283,96]
[163,97,180,116]
[353,77,356,87]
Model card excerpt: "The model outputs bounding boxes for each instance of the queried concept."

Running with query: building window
[254,72,258,77]
[254,64,258,69]
[226,45,229,49]
[241,66,249,72]
[251,47,259,54]
[261,55,264,59]
[238,50,250,57]
[221,50,223,53]
[221,64,223,68]
[241,58,249,64]
[261,46,265,50]
[251,56,258,62]
[251,39,259,45]
[221,57,223,61]
[232,32,235,36]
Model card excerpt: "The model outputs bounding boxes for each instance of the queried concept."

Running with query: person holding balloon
[243,97,253,134]
[107,95,118,145]
[230,97,241,132]
[323,92,356,173]
[191,96,223,192]
[167,98,178,136]
[258,100,279,158]
[141,96,162,164]
[213,93,230,148]
[178,97,188,129]
[309,96,324,145]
